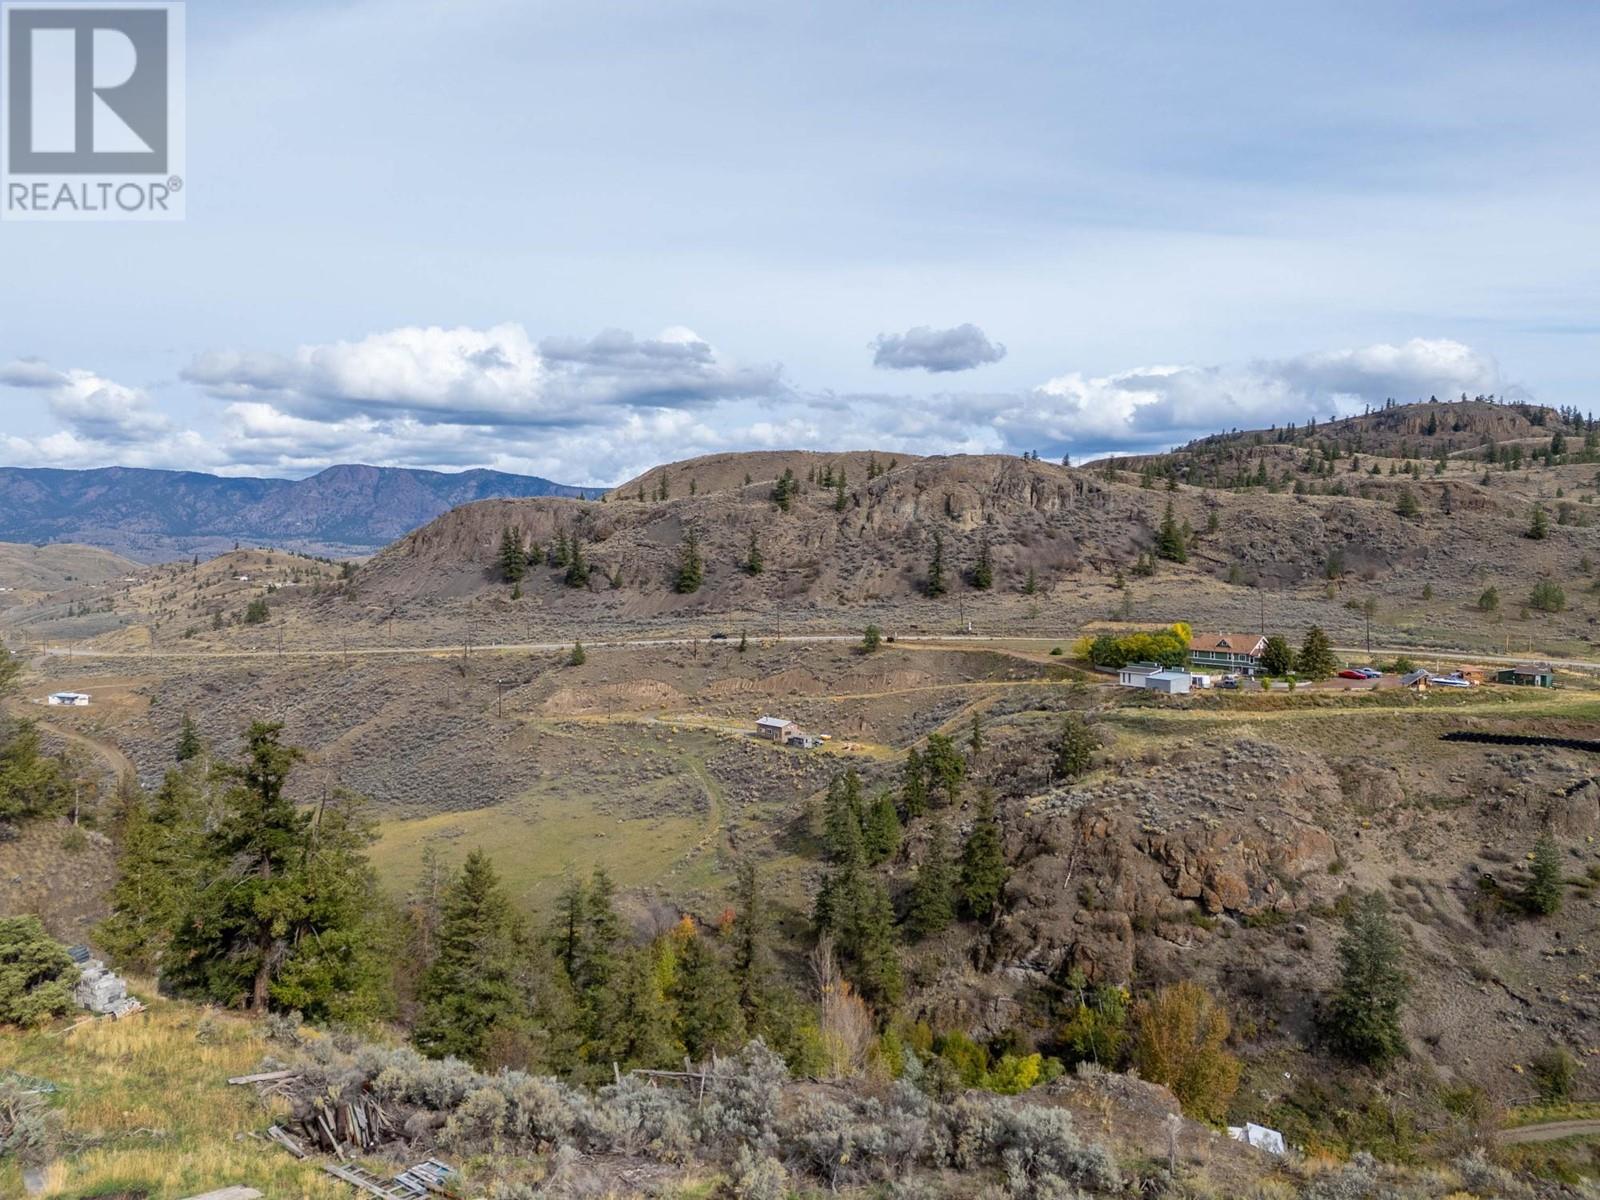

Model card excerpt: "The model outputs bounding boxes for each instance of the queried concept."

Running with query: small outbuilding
[1144,669,1193,695]
[755,716,794,742]
[1399,669,1432,690]
[47,692,90,707]
[1496,664,1556,688]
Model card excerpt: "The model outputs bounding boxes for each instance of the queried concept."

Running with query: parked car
[1359,667,1383,678]
[710,632,729,640]
[1338,669,1368,679]
[1219,677,1240,689]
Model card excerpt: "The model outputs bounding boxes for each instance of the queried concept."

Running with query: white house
[47,692,90,707]
[1117,662,1162,687]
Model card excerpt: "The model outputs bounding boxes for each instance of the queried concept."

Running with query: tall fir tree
[1295,625,1338,679]
[958,792,1008,921]
[670,930,747,1060]
[971,537,994,589]
[1054,715,1095,781]
[1524,835,1565,916]
[97,764,208,973]
[900,748,929,819]
[1156,501,1188,563]
[904,818,955,941]
[498,526,528,582]
[744,530,764,575]
[926,531,948,597]
[1326,891,1409,1068]
[174,712,202,763]
[861,792,902,865]
[676,525,705,593]
[730,860,773,1026]
[922,733,966,807]
[416,850,530,1066]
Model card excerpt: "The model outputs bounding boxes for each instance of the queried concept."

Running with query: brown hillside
[608,448,921,500]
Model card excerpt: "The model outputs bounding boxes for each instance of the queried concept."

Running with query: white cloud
[183,323,786,426]
[0,334,1512,485]
[0,358,176,448]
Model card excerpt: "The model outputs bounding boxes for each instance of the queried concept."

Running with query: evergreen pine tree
[551,529,572,569]
[675,525,704,594]
[823,771,866,864]
[498,526,528,582]
[927,531,948,597]
[922,733,965,807]
[598,943,681,1069]
[1053,714,1095,781]
[904,818,955,940]
[1394,487,1420,518]
[1023,566,1038,595]
[1528,504,1549,540]
[971,537,994,589]
[901,748,929,819]
[1295,625,1338,679]
[1524,835,1565,916]
[771,468,796,512]
[1326,892,1409,1068]
[415,850,531,1065]
[175,712,202,762]
[744,530,764,575]
[565,534,590,587]
[568,640,586,666]
[834,471,848,513]
[958,792,1007,920]
[968,711,984,758]
[670,931,747,1060]
[861,792,902,865]
[97,764,208,972]
[1156,501,1188,562]
[167,723,312,1010]
[730,860,773,1026]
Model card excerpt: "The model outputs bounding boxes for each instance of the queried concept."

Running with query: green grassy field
[370,724,731,915]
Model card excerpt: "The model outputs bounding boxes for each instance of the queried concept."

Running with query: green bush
[0,915,78,1026]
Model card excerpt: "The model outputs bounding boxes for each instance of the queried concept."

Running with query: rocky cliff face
[992,741,1343,986]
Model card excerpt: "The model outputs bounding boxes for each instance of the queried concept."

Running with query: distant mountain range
[0,464,597,561]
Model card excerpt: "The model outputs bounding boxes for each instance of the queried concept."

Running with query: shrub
[723,1145,789,1200]
[1131,981,1240,1121]
[1531,1047,1579,1103]
[0,1078,59,1165]
[1529,579,1566,613]
[0,915,78,1026]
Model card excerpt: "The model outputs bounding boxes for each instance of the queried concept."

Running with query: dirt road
[3,697,136,782]
[1499,1118,1600,1144]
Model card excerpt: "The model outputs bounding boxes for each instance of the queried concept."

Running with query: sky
[3,0,1598,487]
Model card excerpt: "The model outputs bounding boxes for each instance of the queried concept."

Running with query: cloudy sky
[3,0,1596,486]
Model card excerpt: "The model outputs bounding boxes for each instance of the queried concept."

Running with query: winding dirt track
[1499,1119,1600,1144]
[3,697,136,782]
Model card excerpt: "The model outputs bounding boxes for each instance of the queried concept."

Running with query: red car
[1337,669,1368,679]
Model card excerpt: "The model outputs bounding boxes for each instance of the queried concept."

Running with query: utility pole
[496,678,507,718]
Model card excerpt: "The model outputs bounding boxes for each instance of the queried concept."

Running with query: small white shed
[47,692,90,707]
[1144,670,1193,695]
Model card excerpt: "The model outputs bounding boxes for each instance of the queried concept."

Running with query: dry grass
[0,996,346,1199]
